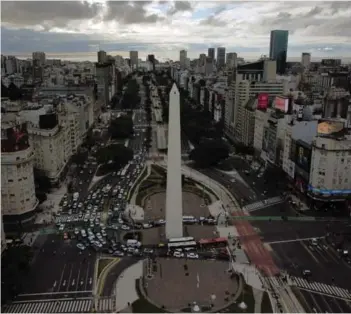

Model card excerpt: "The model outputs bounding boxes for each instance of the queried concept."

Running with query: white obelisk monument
[165,83,183,239]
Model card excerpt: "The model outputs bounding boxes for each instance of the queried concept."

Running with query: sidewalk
[35,183,67,224]
[289,194,309,211]
[115,260,143,312]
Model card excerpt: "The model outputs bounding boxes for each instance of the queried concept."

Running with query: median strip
[96,258,120,297]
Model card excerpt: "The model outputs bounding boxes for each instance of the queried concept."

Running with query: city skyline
[1,1,351,61]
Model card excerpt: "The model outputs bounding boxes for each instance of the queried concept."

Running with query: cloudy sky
[1,1,351,61]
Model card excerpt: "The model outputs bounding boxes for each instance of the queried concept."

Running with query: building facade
[217,47,226,69]
[1,121,38,224]
[269,30,289,74]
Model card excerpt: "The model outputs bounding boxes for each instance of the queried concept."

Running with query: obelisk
[165,83,183,239]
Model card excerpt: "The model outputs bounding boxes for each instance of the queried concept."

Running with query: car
[302,269,312,278]
[121,225,130,231]
[63,232,69,240]
[74,228,79,235]
[77,243,86,250]
[173,251,184,258]
[113,251,125,257]
[310,238,318,246]
[144,248,154,254]
[187,253,199,259]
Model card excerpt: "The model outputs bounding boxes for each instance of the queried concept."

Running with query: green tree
[94,144,133,166]
[33,168,52,193]
[109,115,134,139]
[1,245,33,303]
[189,139,229,168]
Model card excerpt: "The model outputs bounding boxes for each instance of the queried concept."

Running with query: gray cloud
[105,1,164,24]
[259,2,351,37]
[167,1,193,15]
[199,15,227,27]
[1,1,102,28]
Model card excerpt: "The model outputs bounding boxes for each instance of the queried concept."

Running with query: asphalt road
[295,288,351,313]
[270,238,351,290]
[101,257,141,297]
[20,234,96,299]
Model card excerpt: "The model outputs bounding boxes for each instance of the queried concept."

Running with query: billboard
[257,93,269,109]
[273,96,289,113]
[317,119,344,136]
[295,142,312,173]
[1,123,30,153]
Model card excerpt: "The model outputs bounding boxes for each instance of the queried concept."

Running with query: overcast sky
[1,1,351,61]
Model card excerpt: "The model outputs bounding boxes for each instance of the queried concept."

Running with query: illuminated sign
[1,123,30,153]
[273,96,289,113]
[257,93,269,109]
[308,186,351,195]
[317,119,344,136]
[295,143,312,173]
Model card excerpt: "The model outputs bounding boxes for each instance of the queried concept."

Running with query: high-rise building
[217,47,226,68]
[32,51,46,67]
[130,51,138,70]
[269,30,289,75]
[301,53,311,71]
[226,52,237,68]
[97,50,107,63]
[180,50,187,69]
[148,54,156,71]
[208,48,215,61]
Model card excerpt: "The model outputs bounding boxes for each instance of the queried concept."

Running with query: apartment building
[309,130,351,198]
[1,119,38,223]
[227,77,285,143]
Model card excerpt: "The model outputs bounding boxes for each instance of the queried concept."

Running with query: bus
[198,237,228,248]
[168,237,195,243]
[120,164,130,177]
[168,241,197,249]
[182,216,197,224]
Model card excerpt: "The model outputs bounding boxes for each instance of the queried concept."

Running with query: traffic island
[95,258,120,297]
[97,258,114,279]
[261,291,273,313]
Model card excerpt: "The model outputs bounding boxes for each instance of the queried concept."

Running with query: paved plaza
[143,258,239,311]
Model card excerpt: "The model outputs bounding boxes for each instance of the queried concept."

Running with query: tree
[8,82,23,101]
[1,83,9,98]
[71,149,88,165]
[33,168,52,193]
[120,79,140,110]
[1,245,33,303]
[94,144,133,166]
[189,139,229,168]
[109,116,134,139]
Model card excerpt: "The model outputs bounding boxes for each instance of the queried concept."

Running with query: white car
[144,248,154,254]
[113,251,125,257]
[77,243,85,250]
[187,253,199,259]
[173,251,185,258]
[121,225,130,231]
[74,228,79,235]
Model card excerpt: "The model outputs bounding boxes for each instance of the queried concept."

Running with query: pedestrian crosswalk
[290,276,351,300]
[96,297,115,312]
[55,214,81,224]
[2,298,93,313]
[243,196,284,212]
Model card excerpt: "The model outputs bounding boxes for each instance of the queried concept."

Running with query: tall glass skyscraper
[269,30,289,74]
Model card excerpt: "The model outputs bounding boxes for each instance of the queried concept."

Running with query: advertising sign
[317,119,344,136]
[257,93,269,109]
[274,96,289,113]
[295,142,312,173]
[1,122,30,153]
